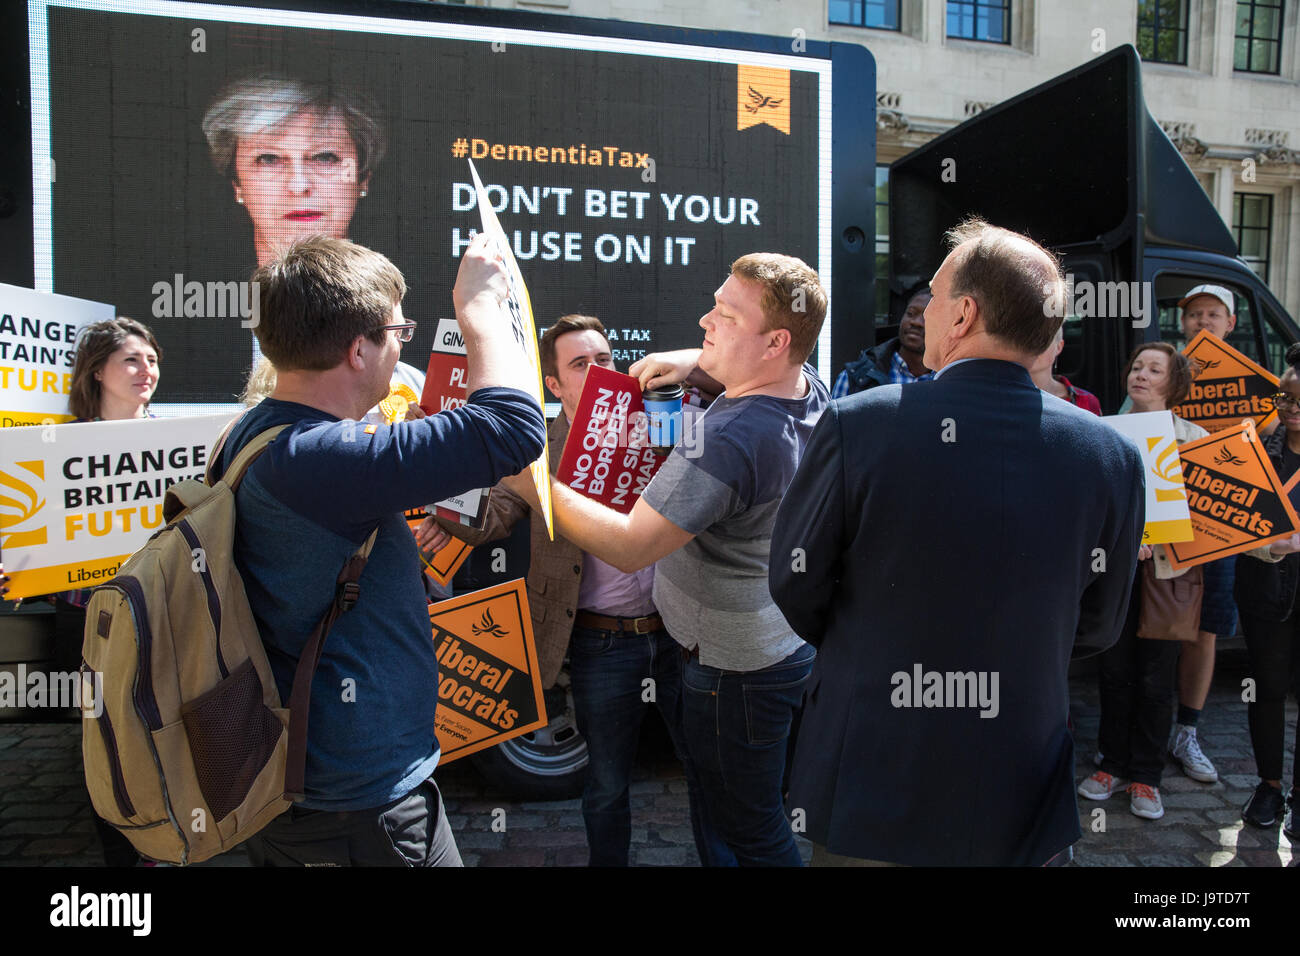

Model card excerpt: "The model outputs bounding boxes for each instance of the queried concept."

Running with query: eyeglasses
[1269,392,1300,411]
[379,322,417,343]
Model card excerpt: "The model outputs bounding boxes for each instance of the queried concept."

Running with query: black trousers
[1239,609,1300,788]
[245,778,462,867]
[1097,569,1180,787]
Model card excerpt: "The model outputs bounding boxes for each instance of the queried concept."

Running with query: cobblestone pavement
[1,643,1293,867]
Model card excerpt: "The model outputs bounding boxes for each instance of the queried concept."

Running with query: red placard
[419,318,470,415]
[556,365,663,513]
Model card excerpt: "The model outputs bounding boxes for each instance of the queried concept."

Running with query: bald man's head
[940,218,1065,357]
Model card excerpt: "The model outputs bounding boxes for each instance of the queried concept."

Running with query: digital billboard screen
[7,0,872,410]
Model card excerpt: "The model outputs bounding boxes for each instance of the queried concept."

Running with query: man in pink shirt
[419,314,722,866]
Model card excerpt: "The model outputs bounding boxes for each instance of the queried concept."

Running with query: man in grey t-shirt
[505,253,828,866]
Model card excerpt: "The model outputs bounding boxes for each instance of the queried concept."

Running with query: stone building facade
[468,0,1300,324]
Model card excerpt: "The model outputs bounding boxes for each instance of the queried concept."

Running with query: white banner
[0,413,237,598]
[1102,410,1194,545]
[1,283,114,427]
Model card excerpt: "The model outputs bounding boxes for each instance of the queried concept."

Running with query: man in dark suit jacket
[770,218,1145,866]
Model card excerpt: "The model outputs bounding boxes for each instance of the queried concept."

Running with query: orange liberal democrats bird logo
[0,460,48,549]
[744,85,784,113]
[471,607,509,640]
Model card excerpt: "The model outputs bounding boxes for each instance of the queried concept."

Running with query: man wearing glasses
[216,234,545,865]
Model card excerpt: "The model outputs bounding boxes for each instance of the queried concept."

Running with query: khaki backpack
[81,423,376,865]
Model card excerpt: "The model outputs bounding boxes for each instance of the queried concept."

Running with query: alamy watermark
[890,663,1000,718]
[1043,273,1152,328]
[151,274,259,328]
[0,665,103,717]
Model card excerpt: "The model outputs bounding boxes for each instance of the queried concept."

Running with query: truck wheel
[468,676,588,800]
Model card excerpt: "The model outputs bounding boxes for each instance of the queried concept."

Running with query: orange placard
[429,579,547,763]
[1165,422,1300,570]
[405,508,472,587]
[1171,330,1279,434]
[737,65,790,134]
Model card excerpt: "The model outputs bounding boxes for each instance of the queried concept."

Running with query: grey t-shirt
[641,364,829,671]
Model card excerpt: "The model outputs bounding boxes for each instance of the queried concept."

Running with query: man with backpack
[218,234,545,865]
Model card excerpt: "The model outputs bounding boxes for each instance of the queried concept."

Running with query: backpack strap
[211,413,376,803]
[205,413,246,485]
[216,424,291,490]
[283,525,380,802]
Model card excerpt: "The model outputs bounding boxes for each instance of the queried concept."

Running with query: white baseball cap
[1178,284,1235,315]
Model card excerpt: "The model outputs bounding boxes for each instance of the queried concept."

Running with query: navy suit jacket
[769,359,1144,866]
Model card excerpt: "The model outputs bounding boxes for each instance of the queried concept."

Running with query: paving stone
[509,829,587,848]
[21,838,91,857]
[0,819,69,836]
[1133,851,1200,866]
[519,798,581,811]
[632,846,697,866]
[475,848,547,867]
[1160,792,1224,809]
[27,772,86,787]
[1205,808,1250,825]
[629,779,667,795]
[0,802,78,819]
[1075,852,1133,866]
[554,846,588,867]
[1221,774,1262,790]
[452,830,506,850]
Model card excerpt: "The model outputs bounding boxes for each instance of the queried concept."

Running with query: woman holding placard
[1079,343,1295,821]
[1077,344,1211,821]
[57,317,162,865]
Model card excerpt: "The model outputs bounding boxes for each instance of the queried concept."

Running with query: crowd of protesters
[3,219,1298,868]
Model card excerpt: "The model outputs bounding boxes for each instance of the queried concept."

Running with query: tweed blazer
[439,412,585,688]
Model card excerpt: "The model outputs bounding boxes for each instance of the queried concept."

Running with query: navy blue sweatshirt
[219,387,545,810]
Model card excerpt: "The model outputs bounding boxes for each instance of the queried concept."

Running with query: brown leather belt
[574,610,663,634]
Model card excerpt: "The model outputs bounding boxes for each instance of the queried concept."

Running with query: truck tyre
[468,676,588,800]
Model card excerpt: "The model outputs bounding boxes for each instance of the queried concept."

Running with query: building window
[875,165,890,325]
[1234,192,1273,282]
[1137,0,1190,64]
[946,0,1011,43]
[1235,0,1285,74]
[829,0,901,29]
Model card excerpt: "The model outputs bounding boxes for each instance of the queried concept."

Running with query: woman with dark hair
[67,317,161,421]
[1077,343,1294,820]
[55,317,162,865]
[1237,341,1300,836]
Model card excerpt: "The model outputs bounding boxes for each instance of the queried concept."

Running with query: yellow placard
[467,159,554,539]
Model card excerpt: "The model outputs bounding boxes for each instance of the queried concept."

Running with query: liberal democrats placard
[1,283,114,428]
[0,414,236,598]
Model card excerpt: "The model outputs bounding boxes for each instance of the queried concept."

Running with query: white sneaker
[1170,724,1218,783]
[1129,783,1164,819]
[1078,771,1125,800]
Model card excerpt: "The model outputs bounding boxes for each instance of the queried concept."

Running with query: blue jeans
[681,643,815,866]
[567,625,724,866]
